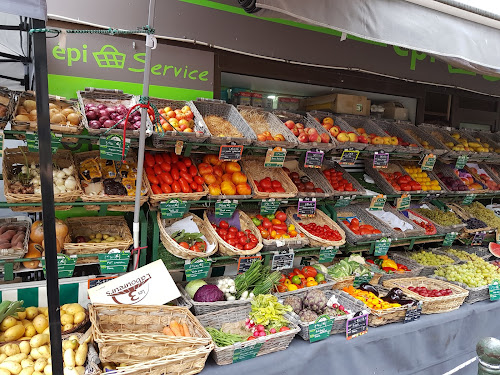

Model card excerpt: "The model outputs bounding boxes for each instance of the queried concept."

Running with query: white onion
[65,179,76,190]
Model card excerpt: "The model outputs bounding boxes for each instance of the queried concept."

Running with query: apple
[329,126,340,138]
[178,119,190,128]
[296,123,305,130]
[181,105,191,113]
[358,135,369,143]
[184,110,194,120]
[298,129,305,134]
[308,132,319,142]
[168,118,179,126]
[322,123,333,131]
[292,128,299,136]
[337,133,350,142]
[323,117,334,126]
[372,136,384,145]
[389,136,399,145]
[347,132,358,142]
[383,137,392,145]
[356,127,366,134]
[167,110,176,119]
[164,107,172,113]
[298,134,309,143]
[179,123,188,131]
[285,120,295,130]
[320,133,330,143]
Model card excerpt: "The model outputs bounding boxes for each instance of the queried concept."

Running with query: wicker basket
[242,157,298,199]
[396,122,449,156]
[466,163,500,191]
[89,304,212,364]
[286,207,346,247]
[157,212,218,260]
[430,275,490,304]
[0,216,31,261]
[447,203,492,234]
[61,309,90,335]
[94,344,214,375]
[77,87,153,138]
[238,106,299,149]
[0,86,16,129]
[3,148,82,212]
[397,250,461,277]
[149,98,211,148]
[330,271,383,290]
[464,130,500,162]
[283,159,334,199]
[365,285,415,327]
[196,305,299,365]
[371,119,424,154]
[11,91,83,135]
[191,99,256,145]
[398,161,449,194]
[272,110,336,151]
[282,290,367,339]
[335,204,392,244]
[203,210,263,256]
[321,161,366,196]
[410,203,467,235]
[72,150,148,212]
[401,209,437,235]
[272,268,334,299]
[377,253,424,283]
[434,160,488,194]
[178,277,251,315]
[418,124,472,158]
[383,277,468,314]
[364,159,425,195]
[64,216,133,264]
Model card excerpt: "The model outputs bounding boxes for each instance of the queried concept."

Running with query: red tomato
[228,227,238,234]
[189,165,198,177]
[161,184,172,194]
[147,174,159,185]
[218,228,228,237]
[176,161,187,172]
[160,162,171,172]
[151,184,162,194]
[275,211,287,222]
[180,172,193,183]
[194,176,204,185]
[183,157,192,167]
[219,221,229,229]
[145,153,155,166]
[171,168,180,180]
[228,238,237,246]
[190,244,201,252]
[154,154,164,164]
[244,243,255,250]
[179,178,190,193]
[190,182,199,190]
[239,236,248,245]
[172,181,181,193]
[170,153,179,163]
[160,172,173,185]
[195,184,204,192]
[302,266,317,278]
[153,165,162,175]
[163,153,172,163]
[178,242,189,249]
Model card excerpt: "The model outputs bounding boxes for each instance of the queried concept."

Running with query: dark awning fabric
[250,0,500,77]
[0,0,47,20]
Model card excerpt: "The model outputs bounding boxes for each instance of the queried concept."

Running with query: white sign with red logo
[88,260,181,305]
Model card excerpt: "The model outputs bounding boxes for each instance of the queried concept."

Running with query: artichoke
[283,295,302,315]
[298,309,318,323]
[303,290,327,313]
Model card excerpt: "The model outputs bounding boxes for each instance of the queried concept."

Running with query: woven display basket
[402,209,437,235]
[465,163,500,191]
[283,160,334,199]
[149,98,211,148]
[321,161,366,196]
[371,119,424,154]
[396,122,449,156]
[482,163,500,185]
[447,203,492,234]
[330,268,383,290]
[64,216,133,264]
[430,275,490,304]
[383,276,468,314]
[89,304,212,364]
[434,160,488,194]
[465,130,500,162]
[72,150,148,212]
[238,106,299,149]
[398,250,461,277]
[377,253,424,283]
[457,129,497,161]
[178,276,252,315]
[364,159,425,195]
[418,124,472,158]
[61,309,90,335]
[11,91,83,135]
[3,148,82,212]
[191,99,256,145]
[410,203,467,234]
[272,110,336,151]
[282,290,367,339]
[272,268,334,299]
[157,212,218,260]
[0,216,31,261]
[335,204,392,244]
[398,161,449,194]
[203,209,263,256]
[286,207,346,247]
[196,305,299,366]
[335,114,396,153]
[77,87,153,139]
[365,285,416,327]
[435,245,491,261]
[242,157,298,199]
[0,86,16,129]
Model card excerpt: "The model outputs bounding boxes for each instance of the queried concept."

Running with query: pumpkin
[23,242,42,269]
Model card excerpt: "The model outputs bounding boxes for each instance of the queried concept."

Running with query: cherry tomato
[151,184,162,195]
[219,221,229,229]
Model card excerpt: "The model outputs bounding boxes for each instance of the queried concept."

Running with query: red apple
[358,135,369,143]
[296,123,305,130]
[298,134,309,143]
[320,133,330,143]
[285,120,295,130]
[181,105,191,113]
[329,126,340,138]
[308,132,319,142]
[292,128,299,136]
[322,123,333,131]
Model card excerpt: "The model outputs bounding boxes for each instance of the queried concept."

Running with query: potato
[37,346,49,359]
[24,308,37,321]
[29,349,41,361]
[0,353,6,362]
[24,325,36,338]
[63,348,75,368]
[75,366,85,375]
[19,342,30,356]
[65,304,84,316]
[4,325,25,342]
[31,316,47,335]
[0,369,11,375]
[0,316,19,331]
[62,324,73,332]
[59,309,67,318]
[19,367,34,375]
[20,320,31,328]
[4,353,27,363]
[29,334,48,349]
[0,360,22,374]
[42,328,49,336]
[60,314,73,326]
[43,364,52,375]
[75,343,87,366]
[32,371,43,375]
[20,358,33,368]
[73,312,85,326]
[33,358,46,372]
[23,100,37,112]
[16,312,26,321]
[4,344,20,356]
[37,308,48,318]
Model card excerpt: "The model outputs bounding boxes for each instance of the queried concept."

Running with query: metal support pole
[133,0,156,268]
[32,19,64,374]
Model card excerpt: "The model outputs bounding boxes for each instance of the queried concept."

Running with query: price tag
[98,251,131,274]
[334,196,352,208]
[442,232,458,247]
[319,246,338,263]
[232,343,263,363]
[404,301,423,323]
[346,313,368,340]
[373,152,389,169]
[455,155,469,170]
[219,145,244,161]
[99,134,131,161]
[27,132,62,153]
[175,140,184,155]
[374,238,391,256]
[395,194,411,211]
[41,254,77,278]
[420,153,436,171]
[297,198,316,217]
[184,258,212,281]
[489,280,500,301]
[309,315,334,342]
[462,194,476,205]
[237,255,262,274]
[369,194,386,211]
[339,149,360,165]
[304,150,324,168]
[271,250,294,271]
[215,200,238,218]
[353,273,373,288]
[264,147,287,167]
[260,199,280,215]
[0,130,4,157]
[471,231,486,246]
[160,199,190,219]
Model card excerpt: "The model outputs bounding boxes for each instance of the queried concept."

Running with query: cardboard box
[382,102,409,121]
[303,94,370,116]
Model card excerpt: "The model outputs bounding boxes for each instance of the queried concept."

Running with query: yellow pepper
[381,259,398,270]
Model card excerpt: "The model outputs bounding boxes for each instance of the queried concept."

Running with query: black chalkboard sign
[373,152,389,168]
[346,312,368,340]
[88,275,118,290]
[237,256,262,274]
[304,150,324,168]
[297,198,316,217]
[219,145,244,161]
[271,251,295,271]
[339,149,360,165]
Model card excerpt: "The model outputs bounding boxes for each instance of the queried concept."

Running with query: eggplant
[359,283,379,297]
[398,299,415,306]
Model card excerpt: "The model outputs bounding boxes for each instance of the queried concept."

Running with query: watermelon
[488,242,500,257]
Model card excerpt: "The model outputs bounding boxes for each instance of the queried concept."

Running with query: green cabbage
[185,279,207,298]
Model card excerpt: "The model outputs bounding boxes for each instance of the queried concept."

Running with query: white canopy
[0,0,46,20]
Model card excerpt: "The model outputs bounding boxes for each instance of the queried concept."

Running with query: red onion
[117,122,124,129]
[132,115,141,122]
[89,120,101,129]
[109,112,118,120]
[106,107,116,115]
[99,116,110,124]
[103,120,115,128]
[97,104,107,110]
[98,109,108,118]
[86,111,97,120]
[84,103,92,110]
[115,114,124,121]
[134,121,142,129]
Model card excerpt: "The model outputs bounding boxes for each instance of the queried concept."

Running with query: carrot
[169,320,183,336]
[162,326,175,336]
[181,323,191,337]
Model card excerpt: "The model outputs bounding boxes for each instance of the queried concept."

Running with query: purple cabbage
[193,284,224,302]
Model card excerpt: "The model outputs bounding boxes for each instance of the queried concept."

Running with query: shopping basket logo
[92,45,126,69]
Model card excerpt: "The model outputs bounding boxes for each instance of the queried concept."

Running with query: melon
[488,242,500,257]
